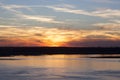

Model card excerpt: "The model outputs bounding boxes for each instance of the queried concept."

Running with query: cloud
[0,3,63,24]
[106,31,120,35]
[92,0,114,3]
[0,39,9,42]
[0,26,120,47]
[94,23,120,30]
[22,15,63,23]
[65,39,120,47]
[85,35,111,39]
[0,3,120,47]
[110,19,120,23]
[0,3,43,13]
[3,3,120,18]
[0,27,74,46]
[0,3,23,15]
[0,4,32,11]
[92,9,120,18]
[34,33,43,36]
[0,25,17,27]
[46,6,91,15]
[93,20,120,30]
[53,4,75,8]
[46,5,120,18]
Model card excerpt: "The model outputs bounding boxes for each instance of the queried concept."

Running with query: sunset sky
[0,0,120,47]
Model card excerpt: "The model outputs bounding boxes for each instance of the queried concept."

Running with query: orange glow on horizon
[42,34,69,47]
[0,27,120,47]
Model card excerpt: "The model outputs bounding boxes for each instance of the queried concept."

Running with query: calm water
[0,54,120,80]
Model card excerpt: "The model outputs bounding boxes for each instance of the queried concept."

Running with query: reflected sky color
[0,55,120,70]
[0,55,120,80]
[0,0,120,47]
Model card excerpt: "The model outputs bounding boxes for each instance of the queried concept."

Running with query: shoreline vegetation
[0,47,120,56]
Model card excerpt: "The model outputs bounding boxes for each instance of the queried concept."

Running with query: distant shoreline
[0,47,120,56]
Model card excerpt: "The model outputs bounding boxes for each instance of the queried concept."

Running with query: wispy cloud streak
[93,20,120,30]
[46,5,120,18]
[0,3,63,24]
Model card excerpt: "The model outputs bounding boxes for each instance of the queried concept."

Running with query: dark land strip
[0,47,120,56]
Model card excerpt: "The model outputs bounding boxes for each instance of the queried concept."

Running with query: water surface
[0,54,120,80]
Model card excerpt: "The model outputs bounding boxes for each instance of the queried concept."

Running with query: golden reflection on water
[0,54,120,71]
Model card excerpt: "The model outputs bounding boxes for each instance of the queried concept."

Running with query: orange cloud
[0,26,120,47]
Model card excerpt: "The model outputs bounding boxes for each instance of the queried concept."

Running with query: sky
[0,0,120,47]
